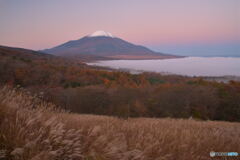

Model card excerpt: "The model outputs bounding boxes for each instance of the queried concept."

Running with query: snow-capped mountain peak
[43,31,177,60]
[88,30,114,38]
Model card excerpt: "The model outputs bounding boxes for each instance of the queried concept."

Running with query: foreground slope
[0,87,239,160]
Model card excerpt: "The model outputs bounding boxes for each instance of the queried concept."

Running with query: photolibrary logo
[210,151,215,157]
[210,151,239,157]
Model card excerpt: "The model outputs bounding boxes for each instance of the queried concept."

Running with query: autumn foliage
[0,46,240,122]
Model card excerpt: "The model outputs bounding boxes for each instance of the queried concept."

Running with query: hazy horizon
[0,0,239,57]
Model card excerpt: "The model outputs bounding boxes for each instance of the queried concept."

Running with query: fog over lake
[88,57,240,77]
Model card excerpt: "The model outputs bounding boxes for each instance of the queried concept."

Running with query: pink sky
[0,0,239,54]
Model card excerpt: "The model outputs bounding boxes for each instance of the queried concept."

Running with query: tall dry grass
[0,86,239,160]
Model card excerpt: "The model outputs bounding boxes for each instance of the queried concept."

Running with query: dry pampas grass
[0,86,239,160]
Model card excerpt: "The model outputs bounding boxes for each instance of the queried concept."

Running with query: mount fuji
[42,31,180,60]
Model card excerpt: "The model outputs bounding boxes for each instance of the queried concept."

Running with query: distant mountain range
[42,31,180,60]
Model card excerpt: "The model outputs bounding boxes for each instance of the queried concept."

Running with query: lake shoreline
[87,57,240,82]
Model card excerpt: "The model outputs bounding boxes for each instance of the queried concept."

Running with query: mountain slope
[0,45,87,68]
[42,31,180,60]
[0,45,54,60]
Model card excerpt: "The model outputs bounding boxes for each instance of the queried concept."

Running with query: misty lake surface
[88,57,240,77]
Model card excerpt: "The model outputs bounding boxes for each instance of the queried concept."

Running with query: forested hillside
[0,46,240,121]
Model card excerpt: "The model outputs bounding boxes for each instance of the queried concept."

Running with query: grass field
[0,87,239,160]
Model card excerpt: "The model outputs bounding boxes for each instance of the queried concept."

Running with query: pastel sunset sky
[0,0,239,56]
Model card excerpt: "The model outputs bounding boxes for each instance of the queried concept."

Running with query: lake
[88,57,240,77]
